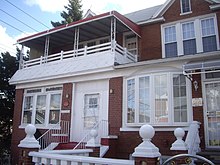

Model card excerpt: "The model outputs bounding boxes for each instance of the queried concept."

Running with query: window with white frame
[22,86,62,128]
[84,94,99,129]
[164,26,178,58]
[181,0,191,14]
[162,15,218,58]
[126,73,190,126]
[124,33,138,55]
[182,22,196,55]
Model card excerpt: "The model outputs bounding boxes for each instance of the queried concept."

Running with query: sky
[0,0,166,56]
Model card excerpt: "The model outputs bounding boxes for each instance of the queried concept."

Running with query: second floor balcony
[10,11,141,84]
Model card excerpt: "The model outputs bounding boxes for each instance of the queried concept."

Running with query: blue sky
[0,0,166,56]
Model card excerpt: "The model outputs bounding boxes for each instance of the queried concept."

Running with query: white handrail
[29,151,134,165]
[37,120,69,150]
[22,42,136,68]
[73,120,108,150]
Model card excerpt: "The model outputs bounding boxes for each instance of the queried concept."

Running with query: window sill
[121,123,190,132]
[19,124,61,130]
[180,11,192,16]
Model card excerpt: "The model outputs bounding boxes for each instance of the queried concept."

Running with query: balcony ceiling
[17,11,141,50]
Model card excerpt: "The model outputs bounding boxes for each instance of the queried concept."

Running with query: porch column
[111,17,116,52]
[18,124,40,165]
[132,124,161,165]
[44,35,50,59]
[19,45,24,69]
[73,27,79,56]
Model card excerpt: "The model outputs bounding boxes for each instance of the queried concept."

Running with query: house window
[182,22,196,55]
[124,33,138,55]
[126,73,190,126]
[84,94,99,128]
[23,96,33,124]
[21,86,62,128]
[181,0,191,14]
[164,26,177,58]
[201,18,217,52]
[162,15,218,58]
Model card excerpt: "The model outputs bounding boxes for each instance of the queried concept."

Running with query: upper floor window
[22,86,62,128]
[126,73,190,126]
[124,32,138,55]
[162,15,218,58]
[181,0,191,14]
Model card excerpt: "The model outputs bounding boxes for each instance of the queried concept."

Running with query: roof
[17,11,141,46]
[125,5,163,24]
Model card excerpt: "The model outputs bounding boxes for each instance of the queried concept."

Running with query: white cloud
[82,0,167,15]
[24,0,166,15]
[25,0,68,13]
[0,25,32,57]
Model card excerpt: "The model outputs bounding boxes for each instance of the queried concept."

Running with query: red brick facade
[11,89,25,165]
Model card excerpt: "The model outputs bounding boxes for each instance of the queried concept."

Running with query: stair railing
[37,120,69,150]
[73,120,108,150]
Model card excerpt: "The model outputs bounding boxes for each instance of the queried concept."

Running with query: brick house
[10,0,220,164]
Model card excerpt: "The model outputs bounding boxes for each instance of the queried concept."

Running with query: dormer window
[181,0,191,14]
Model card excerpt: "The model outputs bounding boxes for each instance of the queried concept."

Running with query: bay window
[126,73,190,126]
[21,86,62,128]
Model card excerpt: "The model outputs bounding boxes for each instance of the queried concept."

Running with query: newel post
[86,129,100,157]
[170,128,188,164]
[132,124,161,165]
[18,124,40,165]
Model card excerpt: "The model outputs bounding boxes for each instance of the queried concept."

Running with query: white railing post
[60,50,63,60]
[132,124,161,164]
[84,46,87,56]
[40,56,43,65]
[171,128,188,151]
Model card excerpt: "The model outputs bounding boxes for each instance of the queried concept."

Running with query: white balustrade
[170,128,187,151]
[22,42,136,69]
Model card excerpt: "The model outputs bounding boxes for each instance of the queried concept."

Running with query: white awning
[183,59,220,75]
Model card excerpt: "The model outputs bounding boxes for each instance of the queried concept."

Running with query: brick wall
[108,77,123,136]
[192,74,205,150]
[11,89,25,165]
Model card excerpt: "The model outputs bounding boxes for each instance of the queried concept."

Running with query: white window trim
[161,13,219,58]
[123,72,192,128]
[180,0,192,15]
[20,86,62,129]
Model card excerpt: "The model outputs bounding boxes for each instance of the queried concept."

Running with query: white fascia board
[210,4,220,10]
[152,0,175,18]
[137,17,165,25]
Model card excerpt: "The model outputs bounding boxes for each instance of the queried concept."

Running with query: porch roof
[17,11,141,49]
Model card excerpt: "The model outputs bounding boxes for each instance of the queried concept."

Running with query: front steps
[54,142,84,150]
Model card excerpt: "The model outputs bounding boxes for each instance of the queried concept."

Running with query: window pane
[23,96,33,124]
[139,77,150,123]
[173,74,187,122]
[84,94,99,128]
[35,95,46,124]
[183,39,197,55]
[165,26,176,43]
[181,0,191,13]
[165,43,178,58]
[49,94,61,124]
[201,18,215,36]
[203,36,217,52]
[127,79,135,123]
[182,22,195,40]
[155,75,168,123]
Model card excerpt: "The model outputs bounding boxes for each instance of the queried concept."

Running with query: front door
[204,81,220,148]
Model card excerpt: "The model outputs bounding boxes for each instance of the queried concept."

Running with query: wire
[0,43,17,54]
[3,0,50,29]
[0,18,27,34]
[0,8,39,32]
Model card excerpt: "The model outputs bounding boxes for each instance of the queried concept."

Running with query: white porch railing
[22,42,137,69]
[73,120,109,150]
[29,151,134,165]
[37,120,69,150]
